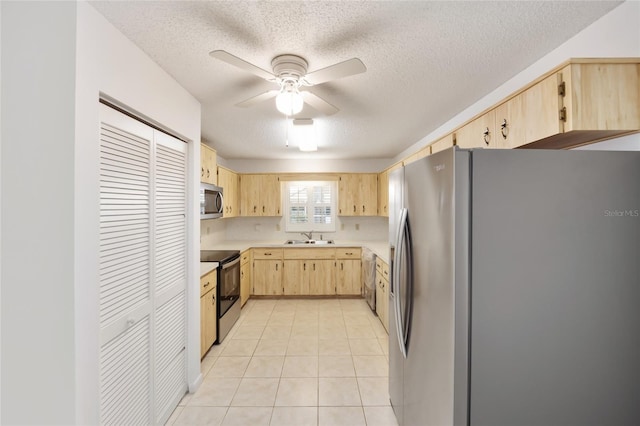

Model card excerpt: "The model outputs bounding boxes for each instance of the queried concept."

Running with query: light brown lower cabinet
[250,247,363,297]
[336,248,362,295]
[240,250,251,306]
[309,260,335,295]
[200,269,217,358]
[375,258,389,332]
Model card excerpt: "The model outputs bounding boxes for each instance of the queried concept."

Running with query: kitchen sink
[284,239,334,245]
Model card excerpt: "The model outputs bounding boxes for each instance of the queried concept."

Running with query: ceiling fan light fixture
[276,83,304,116]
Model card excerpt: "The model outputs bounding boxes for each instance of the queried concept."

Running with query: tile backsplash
[201,216,388,249]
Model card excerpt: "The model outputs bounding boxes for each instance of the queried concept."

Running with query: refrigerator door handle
[393,208,409,358]
[401,209,413,352]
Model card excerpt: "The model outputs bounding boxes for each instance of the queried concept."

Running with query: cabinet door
[240,174,261,216]
[375,275,384,323]
[200,294,208,357]
[261,174,281,216]
[218,167,238,218]
[253,260,282,295]
[380,277,389,332]
[455,110,496,149]
[283,260,310,295]
[495,73,562,149]
[378,170,389,217]
[229,171,239,217]
[336,259,362,295]
[430,134,453,155]
[338,174,358,216]
[309,260,335,295]
[200,288,217,357]
[205,288,217,348]
[563,63,640,133]
[200,144,216,184]
[359,174,378,216]
[240,260,251,306]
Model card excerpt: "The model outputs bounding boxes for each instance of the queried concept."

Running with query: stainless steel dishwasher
[362,247,376,311]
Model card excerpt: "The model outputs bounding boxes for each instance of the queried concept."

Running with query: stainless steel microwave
[200,182,224,219]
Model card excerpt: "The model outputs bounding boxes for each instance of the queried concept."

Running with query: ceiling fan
[209,50,366,116]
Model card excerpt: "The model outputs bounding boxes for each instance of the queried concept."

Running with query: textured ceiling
[90,1,622,160]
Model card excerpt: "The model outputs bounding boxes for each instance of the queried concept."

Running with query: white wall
[1,2,77,423]
[74,2,202,423]
[573,133,640,151]
[225,157,391,173]
[1,1,201,423]
[394,0,640,163]
[201,216,387,249]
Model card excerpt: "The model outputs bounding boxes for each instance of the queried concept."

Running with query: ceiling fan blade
[304,58,366,85]
[235,90,279,108]
[301,91,339,116]
[209,50,275,81]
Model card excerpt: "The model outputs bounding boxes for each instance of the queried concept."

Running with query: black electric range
[200,250,241,345]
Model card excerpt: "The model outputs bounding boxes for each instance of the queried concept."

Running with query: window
[284,181,336,232]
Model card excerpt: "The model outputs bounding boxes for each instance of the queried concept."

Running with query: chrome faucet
[300,230,314,241]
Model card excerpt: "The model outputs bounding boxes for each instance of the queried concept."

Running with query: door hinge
[559,107,567,122]
[558,81,566,97]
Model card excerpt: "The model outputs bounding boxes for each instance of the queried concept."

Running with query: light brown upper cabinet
[240,174,282,216]
[559,62,640,141]
[455,109,497,149]
[402,145,430,165]
[217,166,239,218]
[430,134,454,155]
[495,60,640,149]
[338,173,378,216]
[494,73,562,149]
[378,163,402,217]
[200,143,217,185]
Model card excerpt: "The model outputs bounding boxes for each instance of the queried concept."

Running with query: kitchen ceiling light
[276,82,304,116]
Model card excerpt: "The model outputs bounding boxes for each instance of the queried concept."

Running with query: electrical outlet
[355,224,360,231]
[276,224,280,231]
[341,223,345,231]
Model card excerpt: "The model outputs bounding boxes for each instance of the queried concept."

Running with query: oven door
[218,255,240,317]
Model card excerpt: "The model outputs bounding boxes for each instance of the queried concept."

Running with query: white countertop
[202,240,390,264]
[200,262,218,277]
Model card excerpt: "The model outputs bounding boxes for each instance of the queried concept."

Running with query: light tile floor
[167,298,398,426]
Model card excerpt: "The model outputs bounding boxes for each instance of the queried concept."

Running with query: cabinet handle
[363,205,365,213]
[201,167,204,177]
[263,206,265,213]
[212,293,216,303]
[207,169,210,178]
[346,252,353,256]
[253,205,257,213]
[276,263,278,271]
[483,127,491,145]
[203,281,210,288]
[341,262,344,271]
[313,263,316,271]
[264,253,272,256]
[500,119,508,139]
[304,263,306,271]
[353,205,356,213]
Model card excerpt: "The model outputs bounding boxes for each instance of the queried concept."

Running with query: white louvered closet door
[98,104,187,425]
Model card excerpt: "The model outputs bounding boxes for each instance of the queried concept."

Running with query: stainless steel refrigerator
[388,147,640,426]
